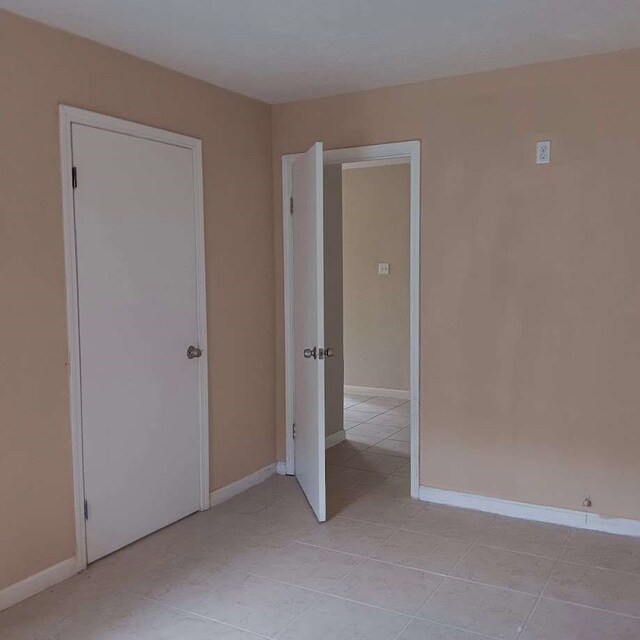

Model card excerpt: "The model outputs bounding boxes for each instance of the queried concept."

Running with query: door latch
[303,347,317,359]
[319,347,334,359]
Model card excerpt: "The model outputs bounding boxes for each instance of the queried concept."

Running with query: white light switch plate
[378,262,390,275]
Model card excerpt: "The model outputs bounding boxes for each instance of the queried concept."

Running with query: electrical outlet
[377,262,390,275]
[536,140,551,164]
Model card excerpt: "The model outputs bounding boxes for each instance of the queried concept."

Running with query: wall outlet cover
[377,262,390,275]
[536,140,551,164]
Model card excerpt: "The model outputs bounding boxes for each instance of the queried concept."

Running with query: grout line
[34,472,640,640]
[473,542,640,578]
[121,592,276,639]
[401,568,504,639]
[407,534,532,640]
[169,545,562,621]
[476,542,567,561]
[284,523,572,602]
[390,617,414,640]
[291,539,378,561]
[336,514,474,546]
[330,493,640,582]
[537,595,640,620]
[99,568,549,640]
[448,535,480,574]
[322,554,369,591]
[224,502,640,617]
[556,557,640,579]
[409,616,506,640]
[516,530,574,637]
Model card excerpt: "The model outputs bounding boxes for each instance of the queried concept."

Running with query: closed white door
[72,124,205,562]
[292,142,326,522]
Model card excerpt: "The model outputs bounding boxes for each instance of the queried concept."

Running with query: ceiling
[4,0,640,103]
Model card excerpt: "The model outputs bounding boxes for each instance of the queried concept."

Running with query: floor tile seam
[346,406,385,417]
[411,610,509,640]
[329,513,404,529]
[121,568,329,636]
[114,589,275,639]
[266,578,334,639]
[371,432,412,447]
[537,595,640,620]
[345,401,404,414]
[336,513,432,531]
[348,400,405,413]
[319,591,416,621]
[363,408,410,421]
[272,589,422,636]
[447,536,480,575]
[517,530,573,637]
[236,551,470,595]
[338,452,409,472]
[193,511,640,578]
[392,543,479,638]
[291,539,375,560]
[405,571,551,598]
[395,523,480,545]
[390,615,416,640]
[332,455,390,473]
[556,557,640,578]
[120,564,330,600]
[198,541,640,622]
[322,554,370,594]
[361,436,411,450]
[475,542,566,562]
[362,416,410,430]
[410,578,470,636]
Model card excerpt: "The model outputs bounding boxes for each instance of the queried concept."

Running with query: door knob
[187,345,202,359]
[319,347,334,359]
[303,347,317,359]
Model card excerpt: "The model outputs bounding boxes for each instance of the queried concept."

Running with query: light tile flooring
[3,395,640,639]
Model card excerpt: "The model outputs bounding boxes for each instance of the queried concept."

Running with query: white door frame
[59,105,210,571]
[282,141,421,498]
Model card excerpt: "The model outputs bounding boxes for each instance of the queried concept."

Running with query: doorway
[326,158,412,513]
[283,141,421,517]
[60,106,210,567]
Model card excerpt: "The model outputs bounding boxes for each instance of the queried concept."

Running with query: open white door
[292,142,326,522]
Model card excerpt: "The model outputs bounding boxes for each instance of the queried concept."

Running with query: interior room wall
[272,47,640,521]
[0,10,275,590]
[342,163,410,392]
[323,165,345,439]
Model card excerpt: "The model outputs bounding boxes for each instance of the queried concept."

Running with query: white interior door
[292,142,326,522]
[72,123,204,562]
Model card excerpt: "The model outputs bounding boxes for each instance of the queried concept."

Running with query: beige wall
[323,165,344,438]
[342,164,410,391]
[0,10,275,590]
[272,48,640,521]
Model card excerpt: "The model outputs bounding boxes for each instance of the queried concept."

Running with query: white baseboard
[419,486,640,538]
[209,463,276,507]
[276,461,288,475]
[344,385,410,400]
[326,429,346,449]
[0,557,77,612]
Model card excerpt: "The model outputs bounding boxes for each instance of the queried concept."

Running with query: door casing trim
[59,105,210,570]
[282,141,421,497]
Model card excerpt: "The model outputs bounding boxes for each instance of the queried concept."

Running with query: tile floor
[2,394,640,639]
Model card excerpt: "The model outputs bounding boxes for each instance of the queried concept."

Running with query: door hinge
[292,422,296,439]
[72,166,78,189]
[289,197,293,215]
[84,499,89,521]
